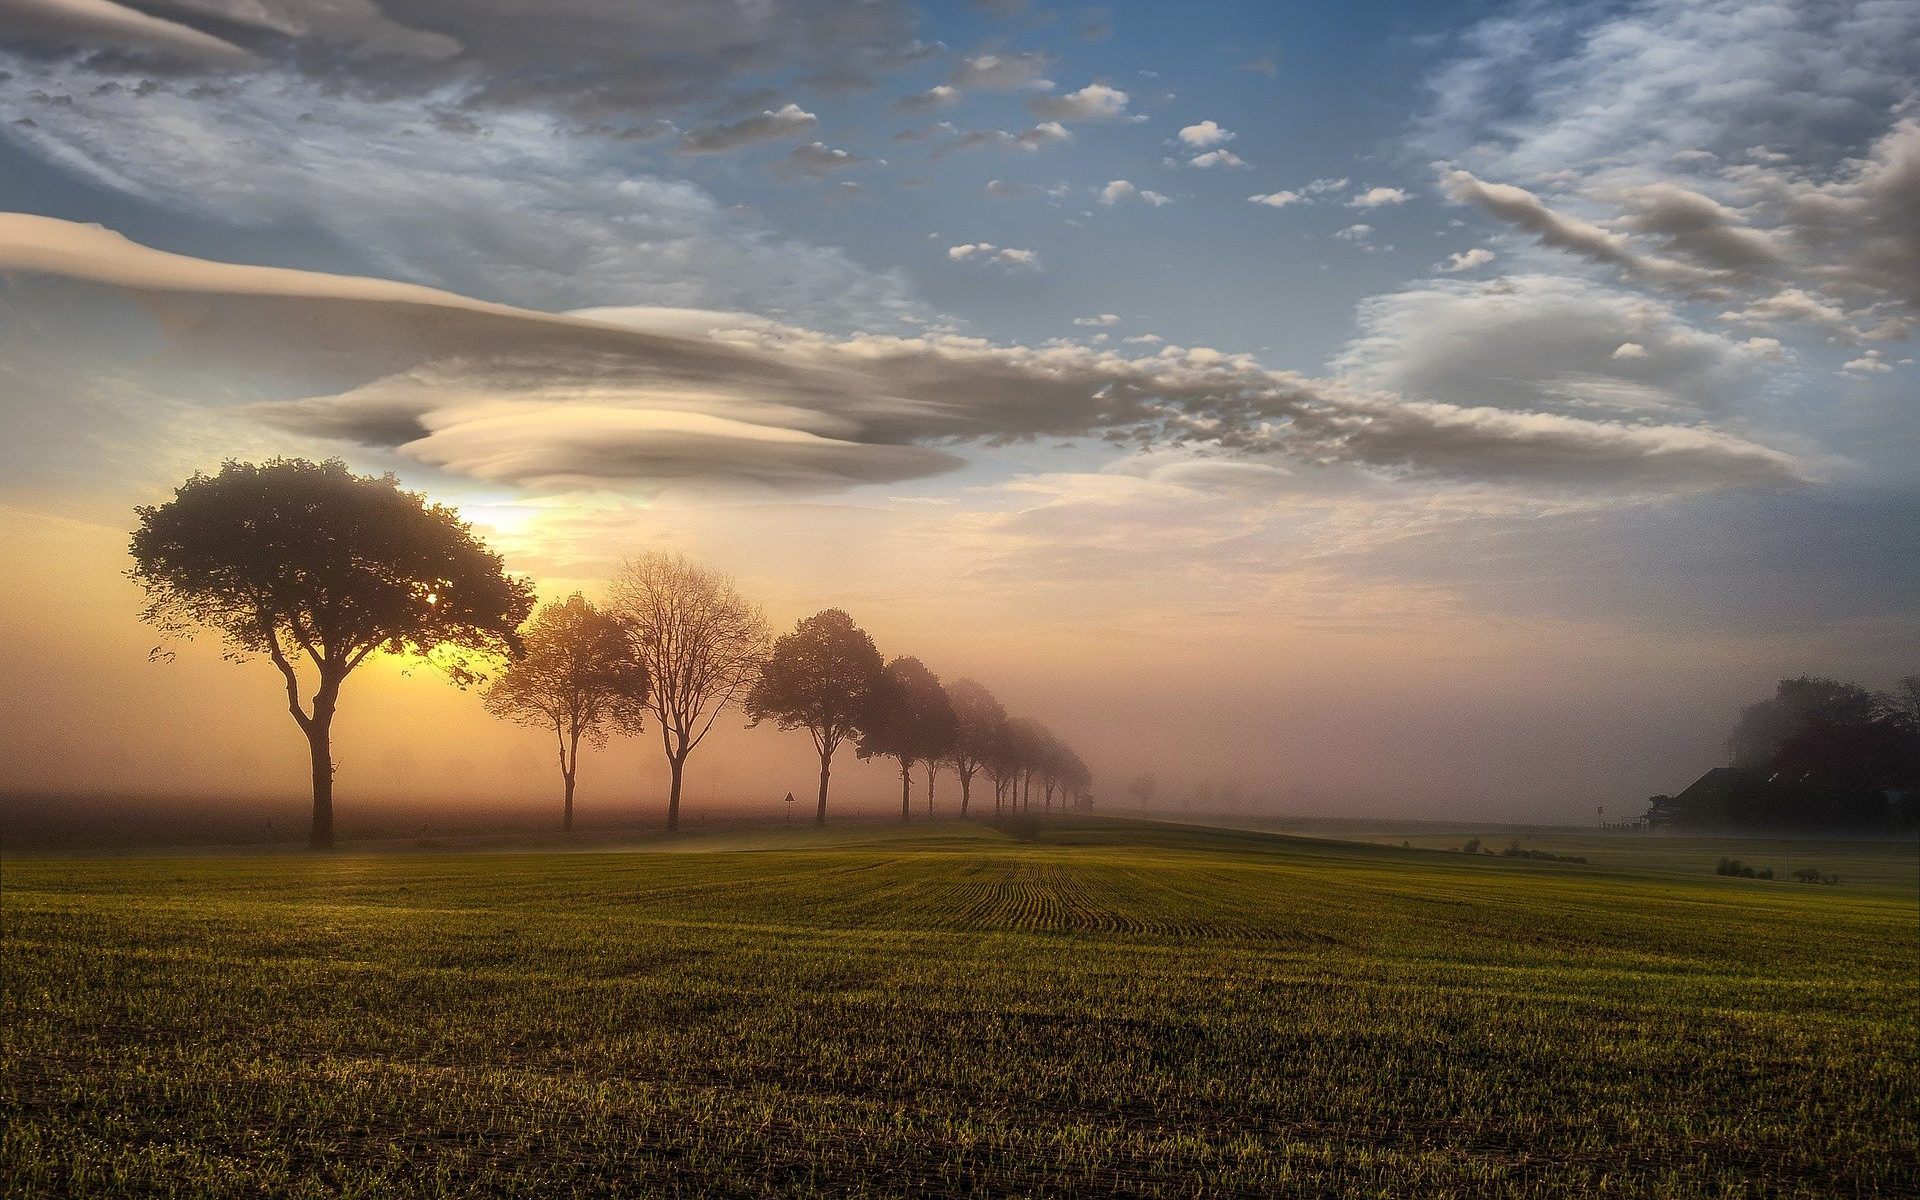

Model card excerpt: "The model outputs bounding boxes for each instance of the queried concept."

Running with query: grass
[3,818,1916,1197]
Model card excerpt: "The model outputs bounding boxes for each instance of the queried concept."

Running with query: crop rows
[3,822,1915,1196]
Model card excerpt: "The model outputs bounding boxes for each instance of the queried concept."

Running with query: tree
[608,552,770,832]
[1886,675,1920,729]
[1058,745,1093,810]
[1730,677,1885,772]
[944,678,1006,817]
[746,609,884,826]
[983,720,1021,817]
[1126,772,1158,810]
[129,458,533,850]
[1723,675,1920,828]
[483,594,647,832]
[859,656,958,822]
[1005,718,1049,813]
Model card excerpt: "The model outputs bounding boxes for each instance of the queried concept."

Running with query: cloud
[1349,186,1410,208]
[395,402,964,493]
[1177,120,1234,148]
[1334,223,1372,242]
[950,52,1053,91]
[771,141,867,180]
[1333,273,1780,423]
[1027,83,1128,122]
[892,83,959,113]
[1097,179,1168,206]
[1419,0,1920,184]
[1841,351,1893,374]
[1715,287,1852,331]
[1073,314,1121,327]
[1423,3,1920,344]
[932,122,1069,156]
[0,70,920,325]
[1439,247,1494,271]
[947,242,1040,268]
[679,102,818,153]
[0,0,930,121]
[1441,170,1638,270]
[1616,183,1785,273]
[1248,191,1302,209]
[1187,149,1246,170]
[0,0,256,64]
[1,214,1809,495]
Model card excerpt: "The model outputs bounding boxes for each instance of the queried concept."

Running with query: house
[1643,767,1769,830]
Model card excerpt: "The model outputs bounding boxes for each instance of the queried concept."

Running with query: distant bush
[1501,842,1587,864]
[1716,857,1774,879]
[1462,838,1481,854]
[1791,867,1840,885]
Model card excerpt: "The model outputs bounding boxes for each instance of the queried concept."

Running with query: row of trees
[487,586,1093,833]
[130,459,1092,848]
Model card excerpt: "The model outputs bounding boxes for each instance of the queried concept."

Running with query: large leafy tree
[483,594,648,832]
[1726,675,1920,827]
[944,677,1007,818]
[746,609,884,826]
[858,656,958,822]
[607,552,770,832]
[129,459,534,849]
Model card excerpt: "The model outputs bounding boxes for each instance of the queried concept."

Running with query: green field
[3,819,1916,1197]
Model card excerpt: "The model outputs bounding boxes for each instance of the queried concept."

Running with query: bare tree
[747,609,885,826]
[945,678,1007,817]
[483,594,647,832]
[608,552,770,832]
[129,459,533,849]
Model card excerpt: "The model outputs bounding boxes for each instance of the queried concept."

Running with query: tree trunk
[900,761,912,823]
[667,754,685,832]
[561,727,579,833]
[306,720,334,851]
[815,754,832,826]
[926,766,934,816]
[959,772,971,817]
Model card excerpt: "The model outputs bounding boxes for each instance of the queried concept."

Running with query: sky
[0,0,1915,826]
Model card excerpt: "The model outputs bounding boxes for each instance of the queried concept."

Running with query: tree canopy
[747,609,885,825]
[859,656,958,821]
[608,552,770,831]
[1699,674,1920,829]
[943,677,1008,816]
[483,594,647,831]
[129,458,533,848]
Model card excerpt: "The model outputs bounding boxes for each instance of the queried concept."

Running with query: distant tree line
[1726,675,1918,828]
[130,459,1093,848]
[1650,675,1919,831]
